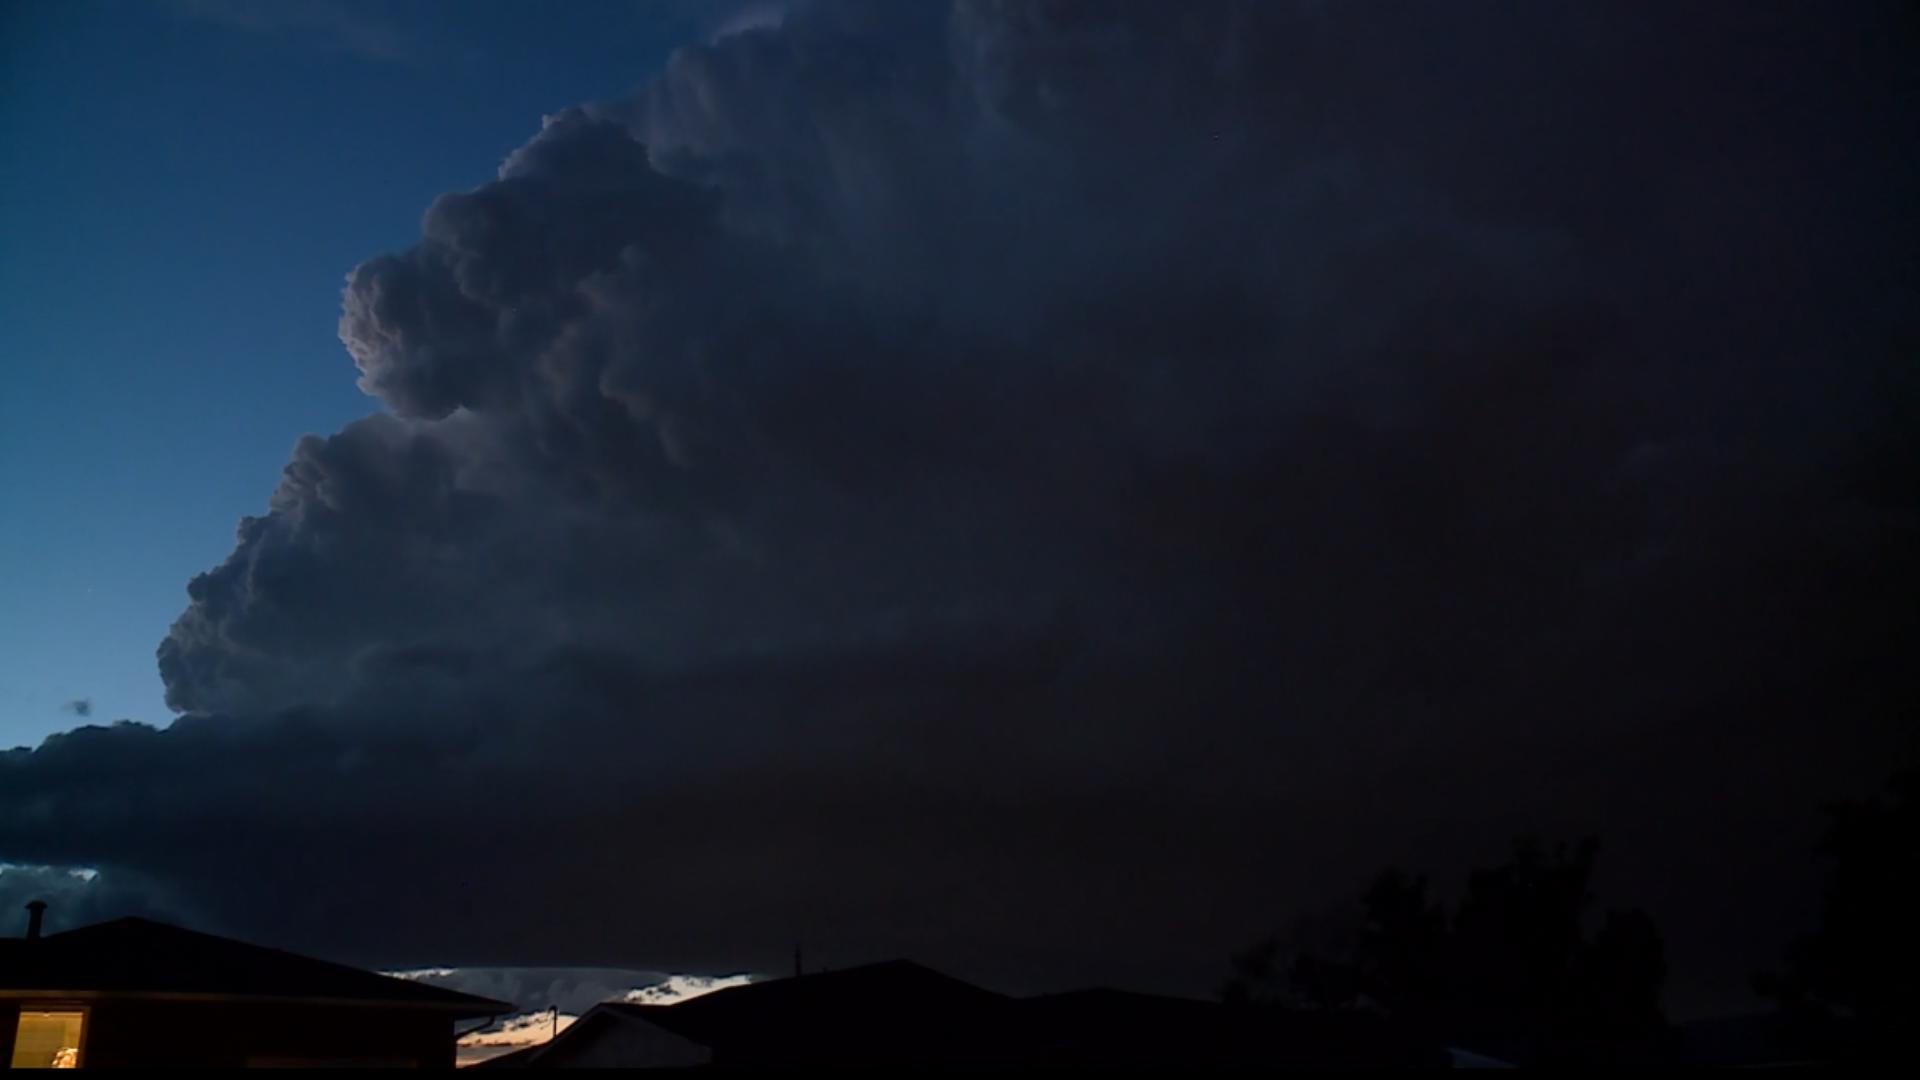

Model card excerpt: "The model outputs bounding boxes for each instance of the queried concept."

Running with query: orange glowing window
[10,1009,86,1069]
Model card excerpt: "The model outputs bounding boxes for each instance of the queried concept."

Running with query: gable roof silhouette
[476,961,1451,1068]
[629,959,1006,1044]
[1,916,508,1016]
[481,960,1011,1067]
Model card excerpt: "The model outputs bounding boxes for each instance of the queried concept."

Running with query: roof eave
[0,987,511,1016]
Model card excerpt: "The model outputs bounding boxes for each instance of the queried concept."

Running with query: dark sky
[3,0,1916,1019]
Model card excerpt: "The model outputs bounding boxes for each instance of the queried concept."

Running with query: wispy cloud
[708,1,788,42]
[169,0,411,63]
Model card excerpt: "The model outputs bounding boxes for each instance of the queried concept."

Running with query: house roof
[1018,986,1222,1022]
[631,959,1006,1045]
[484,963,1447,1069]
[472,1002,713,1070]
[1677,1010,1849,1067]
[1,917,509,1016]
[660,953,1006,1030]
[484,960,1012,1068]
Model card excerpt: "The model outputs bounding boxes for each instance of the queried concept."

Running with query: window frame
[9,1003,90,1070]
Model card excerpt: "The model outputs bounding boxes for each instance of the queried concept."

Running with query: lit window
[11,1010,86,1069]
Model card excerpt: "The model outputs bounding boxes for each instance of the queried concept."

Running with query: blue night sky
[0,0,719,749]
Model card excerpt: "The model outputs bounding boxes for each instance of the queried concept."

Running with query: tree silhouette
[1757,769,1920,1051]
[1225,836,1667,1063]
[1578,907,1666,1034]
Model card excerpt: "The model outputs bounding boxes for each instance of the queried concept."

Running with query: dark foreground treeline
[1218,769,1917,1067]
[493,771,1916,1070]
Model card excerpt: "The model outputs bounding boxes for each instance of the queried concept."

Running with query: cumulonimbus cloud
[4,1,1915,1008]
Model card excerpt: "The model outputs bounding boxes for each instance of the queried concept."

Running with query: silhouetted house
[481,960,1008,1069]
[1675,1010,1850,1068]
[479,960,1446,1069]
[473,1003,712,1069]
[1019,988,1444,1068]
[1012,987,1225,1067]
[1,906,508,1068]
[1447,1045,1520,1068]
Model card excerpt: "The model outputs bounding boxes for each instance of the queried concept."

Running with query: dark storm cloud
[0,860,188,938]
[4,1,1915,1010]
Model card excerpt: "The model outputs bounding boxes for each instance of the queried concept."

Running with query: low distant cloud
[623,973,757,1004]
[169,0,410,63]
[61,698,91,718]
[448,974,754,1058]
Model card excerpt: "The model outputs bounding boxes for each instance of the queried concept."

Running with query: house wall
[537,1013,713,1068]
[0,1003,16,1065]
[4,999,460,1068]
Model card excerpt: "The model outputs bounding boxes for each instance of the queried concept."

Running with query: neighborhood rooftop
[2,916,507,1015]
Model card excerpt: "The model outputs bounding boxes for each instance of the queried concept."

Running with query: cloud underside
[4,1,1916,1001]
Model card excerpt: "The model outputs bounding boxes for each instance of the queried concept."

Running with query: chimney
[25,900,47,940]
